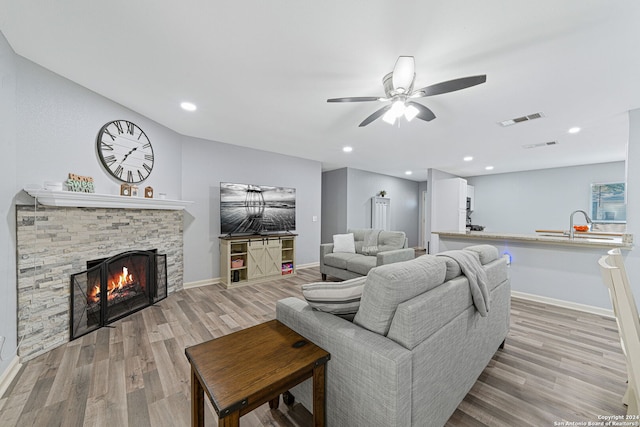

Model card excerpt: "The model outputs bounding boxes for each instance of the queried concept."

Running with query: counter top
[434,230,633,250]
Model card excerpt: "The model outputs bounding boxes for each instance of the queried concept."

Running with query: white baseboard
[296,262,319,269]
[0,356,22,398]
[182,263,319,290]
[183,278,220,289]
[511,290,614,318]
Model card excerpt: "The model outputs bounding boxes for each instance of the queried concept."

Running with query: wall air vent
[499,112,545,127]
[523,141,558,149]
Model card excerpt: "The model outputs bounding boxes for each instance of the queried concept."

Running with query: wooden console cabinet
[219,234,296,288]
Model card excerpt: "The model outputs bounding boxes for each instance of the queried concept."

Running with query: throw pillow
[302,276,366,318]
[333,233,356,253]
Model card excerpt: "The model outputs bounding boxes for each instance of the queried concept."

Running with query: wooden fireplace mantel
[23,188,194,210]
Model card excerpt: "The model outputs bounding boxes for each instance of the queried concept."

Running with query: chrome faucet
[569,210,592,239]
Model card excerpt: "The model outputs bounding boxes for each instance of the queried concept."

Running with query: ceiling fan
[327,56,486,127]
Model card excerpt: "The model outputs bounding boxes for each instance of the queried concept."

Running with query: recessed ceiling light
[463,156,473,162]
[568,127,581,134]
[485,166,494,171]
[405,171,412,175]
[343,146,353,153]
[180,102,197,111]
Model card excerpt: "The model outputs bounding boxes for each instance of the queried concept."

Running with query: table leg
[218,411,240,427]
[312,363,326,427]
[268,395,280,409]
[191,366,204,427]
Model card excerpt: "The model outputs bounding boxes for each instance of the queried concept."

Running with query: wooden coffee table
[185,319,330,427]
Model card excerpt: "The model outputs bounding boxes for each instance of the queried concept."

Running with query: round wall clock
[96,120,154,183]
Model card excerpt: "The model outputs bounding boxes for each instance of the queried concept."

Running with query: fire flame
[88,266,135,304]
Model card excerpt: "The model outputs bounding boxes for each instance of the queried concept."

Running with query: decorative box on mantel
[23,188,193,210]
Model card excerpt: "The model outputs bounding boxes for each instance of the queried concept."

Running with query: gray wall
[457,160,636,311]
[0,31,17,375]
[181,137,322,283]
[14,57,183,198]
[466,162,625,233]
[321,167,420,247]
[321,168,348,244]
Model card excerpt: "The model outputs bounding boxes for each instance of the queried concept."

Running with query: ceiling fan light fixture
[329,56,486,126]
[382,110,397,125]
[392,56,415,94]
[390,100,406,116]
[383,100,408,124]
[404,104,419,121]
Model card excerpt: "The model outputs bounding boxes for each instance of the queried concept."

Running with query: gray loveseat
[276,244,510,427]
[320,229,415,280]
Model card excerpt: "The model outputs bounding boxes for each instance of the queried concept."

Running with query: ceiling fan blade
[327,96,380,103]
[392,56,415,94]
[359,105,392,127]
[414,75,486,97]
[407,101,436,122]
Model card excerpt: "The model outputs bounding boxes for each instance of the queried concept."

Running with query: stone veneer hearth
[16,205,184,361]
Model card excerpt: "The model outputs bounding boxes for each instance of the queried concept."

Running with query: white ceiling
[2,0,639,181]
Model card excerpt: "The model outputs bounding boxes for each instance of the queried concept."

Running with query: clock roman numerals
[101,142,114,151]
[103,155,117,166]
[113,121,124,134]
[114,165,124,178]
[138,170,146,181]
[103,129,117,141]
[145,154,154,161]
[143,163,152,174]
[127,170,134,183]
[126,121,135,135]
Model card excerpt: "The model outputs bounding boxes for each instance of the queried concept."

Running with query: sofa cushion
[387,275,472,350]
[348,228,368,254]
[302,276,366,318]
[464,244,499,265]
[348,228,368,241]
[324,252,360,269]
[333,233,356,253]
[377,231,406,252]
[346,255,377,276]
[433,251,463,281]
[353,255,447,336]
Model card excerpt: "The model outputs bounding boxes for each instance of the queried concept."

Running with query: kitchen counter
[433,230,633,250]
[432,229,633,312]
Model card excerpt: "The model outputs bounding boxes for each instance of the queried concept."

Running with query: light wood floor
[0,267,629,426]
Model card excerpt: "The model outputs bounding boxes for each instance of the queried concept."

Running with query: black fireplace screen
[70,250,167,340]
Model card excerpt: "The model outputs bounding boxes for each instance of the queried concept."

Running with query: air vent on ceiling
[522,141,558,149]
[499,112,545,127]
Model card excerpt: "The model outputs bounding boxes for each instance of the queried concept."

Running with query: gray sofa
[276,244,510,427]
[320,229,415,280]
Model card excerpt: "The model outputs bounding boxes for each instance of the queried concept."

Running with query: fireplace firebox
[70,250,167,340]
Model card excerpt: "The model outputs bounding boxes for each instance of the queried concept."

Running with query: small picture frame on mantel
[120,184,131,196]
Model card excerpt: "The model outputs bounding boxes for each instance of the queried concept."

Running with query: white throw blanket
[362,229,381,254]
[437,251,490,317]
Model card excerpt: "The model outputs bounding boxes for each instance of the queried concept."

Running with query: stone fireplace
[16,199,186,362]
